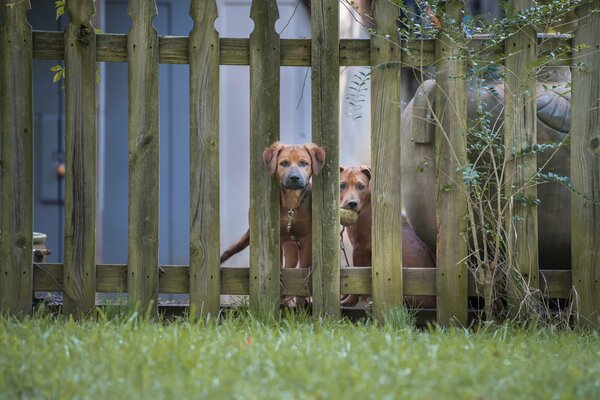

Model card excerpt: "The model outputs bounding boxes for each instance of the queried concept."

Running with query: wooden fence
[0,0,598,326]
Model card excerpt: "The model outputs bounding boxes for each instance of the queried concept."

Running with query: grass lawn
[1,308,599,399]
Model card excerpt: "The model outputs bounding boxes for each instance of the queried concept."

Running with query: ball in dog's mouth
[340,208,359,226]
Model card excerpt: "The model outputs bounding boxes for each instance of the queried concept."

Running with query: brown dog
[339,165,436,309]
[220,142,325,270]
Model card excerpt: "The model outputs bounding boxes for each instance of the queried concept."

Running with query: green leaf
[55,0,65,19]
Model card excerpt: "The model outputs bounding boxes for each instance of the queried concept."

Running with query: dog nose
[290,174,300,182]
[347,201,358,209]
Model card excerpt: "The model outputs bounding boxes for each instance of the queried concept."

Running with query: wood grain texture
[32,264,573,299]
[504,0,539,315]
[31,32,572,67]
[188,0,220,319]
[434,0,469,326]
[0,0,34,315]
[127,0,159,317]
[571,0,600,328]
[31,31,572,66]
[311,0,340,318]
[62,0,97,318]
[249,0,281,317]
[370,0,403,321]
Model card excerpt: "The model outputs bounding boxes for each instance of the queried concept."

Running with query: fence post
[435,0,468,326]
[572,0,600,329]
[370,1,403,321]
[249,0,281,318]
[504,0,539,314]
[127,0,159,317]
[311,0,340,318]
[0,0,33,316]
[189,0,220,319]
[62,0,97,317]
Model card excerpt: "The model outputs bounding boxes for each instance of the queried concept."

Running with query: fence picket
[249,0,281,317]
[188,0,220,319]
[435,0,469,326]
[62,0,97,317]
[127,0,160,317]
[572,0,600,328]
[370,0,403,321]
[0,0,33,316]
[504,0,539,313]
[311,0,340,318]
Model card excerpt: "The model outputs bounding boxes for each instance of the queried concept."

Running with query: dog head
[339,165,371,213]
[263,142,326,190]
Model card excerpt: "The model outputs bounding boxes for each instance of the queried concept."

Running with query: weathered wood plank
[370,0,403,321]
[96,265,127,292]
[30,32,573,67]
[571,0,600,329]
[341,267,372,295]
[31,264,469,296]
[188,0,220,318]
[504,0,539,315]
[311,0,340,318]
[33,264,573,299]
[0,0,34,315]
[539,270,572,299]
[62,0,97,318]
[434,0,469,326]
[249,0,281,318]
[34,264,64,291]
[127,0,160,317]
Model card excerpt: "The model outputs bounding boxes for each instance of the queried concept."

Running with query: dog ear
[340,166,345,173]
[263,142,283,174]
[304,143,326,175]
[360,165,372,180]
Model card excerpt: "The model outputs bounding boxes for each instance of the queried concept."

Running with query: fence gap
[504,0,539,315]
[0,0,33,316]
[62,0,97,318]
[370,0,403,321]
[188,0,220,319]
[127,0,160,318]
[249,0,281,318]
[572,0,600,329]
[434,0,469,326]
[311,0,340,318]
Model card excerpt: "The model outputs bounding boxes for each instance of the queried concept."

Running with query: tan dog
[220,142,325,271]
[339,165,436,309]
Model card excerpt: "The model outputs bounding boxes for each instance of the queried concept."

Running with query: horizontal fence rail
[33,264,573,299]
[30,31,573,67]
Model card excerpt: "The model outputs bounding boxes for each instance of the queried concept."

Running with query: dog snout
[284,173,305,189]
[347,200,358,210]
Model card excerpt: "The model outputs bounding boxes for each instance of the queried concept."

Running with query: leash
[340,226,350,267]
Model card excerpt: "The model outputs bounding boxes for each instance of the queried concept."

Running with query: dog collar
[283,187,309,235]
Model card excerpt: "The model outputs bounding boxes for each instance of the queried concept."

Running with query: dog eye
[299,160,309,167]
[340,183,347,190]
[279,160,290,167]
[357,184,365,191]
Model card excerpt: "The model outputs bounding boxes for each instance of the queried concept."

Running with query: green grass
[1,308,599,399]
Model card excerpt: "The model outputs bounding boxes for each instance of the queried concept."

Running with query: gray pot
[401,67,571,269]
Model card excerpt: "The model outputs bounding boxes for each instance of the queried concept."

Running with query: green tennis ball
[340,208,359,226]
